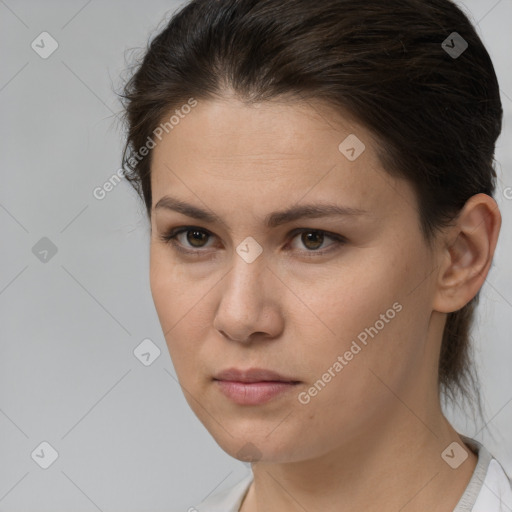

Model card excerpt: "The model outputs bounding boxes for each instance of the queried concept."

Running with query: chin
[206,425,301,464]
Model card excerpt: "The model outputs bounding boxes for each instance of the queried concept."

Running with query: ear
[433,193,501,313]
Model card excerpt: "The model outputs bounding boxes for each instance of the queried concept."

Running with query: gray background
[0,0,511,510]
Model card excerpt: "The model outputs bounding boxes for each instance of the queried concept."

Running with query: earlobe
[432,193,501,314]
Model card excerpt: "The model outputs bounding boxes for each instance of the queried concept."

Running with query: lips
[213,367,300,383]
[213,367,301,405]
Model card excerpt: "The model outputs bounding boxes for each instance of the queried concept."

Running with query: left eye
[159,227,345,256]
[287,228,343,252]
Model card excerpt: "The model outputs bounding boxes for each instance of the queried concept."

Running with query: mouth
[213,367,300,383]
[213,367,301,405]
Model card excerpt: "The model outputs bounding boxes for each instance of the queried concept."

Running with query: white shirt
[194,435,512,511]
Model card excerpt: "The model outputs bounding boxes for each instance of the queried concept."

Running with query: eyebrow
[154,196,368,229]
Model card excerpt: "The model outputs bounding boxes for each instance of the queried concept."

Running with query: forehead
[153,97,370,165]
[150,97,413,221]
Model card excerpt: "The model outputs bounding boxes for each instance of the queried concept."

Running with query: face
[149,96,442,464]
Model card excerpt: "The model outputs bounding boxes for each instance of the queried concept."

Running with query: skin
[149,94,501,512]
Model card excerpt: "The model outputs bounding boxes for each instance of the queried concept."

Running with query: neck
[240,402,477,512]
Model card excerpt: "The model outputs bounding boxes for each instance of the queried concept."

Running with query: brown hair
[118,0,503,420]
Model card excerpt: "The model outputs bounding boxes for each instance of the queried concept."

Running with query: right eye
[158,226,216,255]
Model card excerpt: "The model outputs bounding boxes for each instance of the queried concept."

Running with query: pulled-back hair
[118,0,503,420]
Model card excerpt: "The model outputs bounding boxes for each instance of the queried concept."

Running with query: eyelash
[158,226,346,259]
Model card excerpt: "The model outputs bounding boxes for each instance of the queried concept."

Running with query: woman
[119,0,512,510]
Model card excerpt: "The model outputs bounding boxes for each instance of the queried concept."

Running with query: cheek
[293,239,429,387]
[149,247,174,328]
[291,250,405,348]
[149,244,192,324]
[149,246,191,356]
[149,244,212,372]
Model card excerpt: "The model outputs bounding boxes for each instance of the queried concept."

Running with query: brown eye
[186,229,210,247]
[159,226,214,252]
[288,229,343,254]
[300,231,325,250]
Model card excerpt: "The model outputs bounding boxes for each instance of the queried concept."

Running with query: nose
[213,250,284,343]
